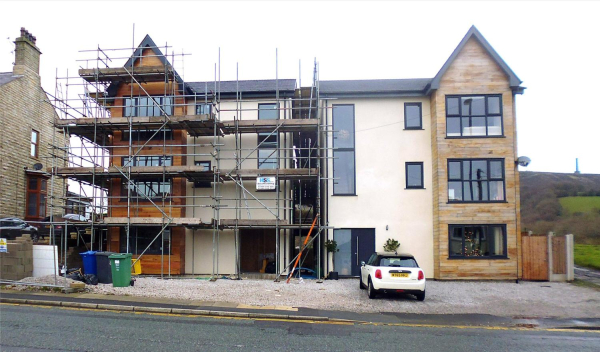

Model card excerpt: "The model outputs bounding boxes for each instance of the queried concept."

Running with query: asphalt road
[1,304,599,352]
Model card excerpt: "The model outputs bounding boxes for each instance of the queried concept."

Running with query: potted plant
[383,238,400,252]
[325,239,339,280]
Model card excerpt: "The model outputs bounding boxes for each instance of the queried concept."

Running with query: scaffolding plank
[103,217,206,226]
[79,66,173,83]
[220,119,318,133]
[52,166,318,183]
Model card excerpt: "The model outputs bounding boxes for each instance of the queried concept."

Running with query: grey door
[334,228,375,277]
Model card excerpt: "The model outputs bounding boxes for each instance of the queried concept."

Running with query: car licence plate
[391,273,409,278]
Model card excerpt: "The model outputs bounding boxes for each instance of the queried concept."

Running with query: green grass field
[559,196,600,214]
[574,244,600,271]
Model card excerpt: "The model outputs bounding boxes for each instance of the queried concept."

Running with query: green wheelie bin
[108,253,132,287]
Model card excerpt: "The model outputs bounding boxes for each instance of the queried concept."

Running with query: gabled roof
[107,35,190,97]
[0,72,21,87]
[319,78,431,97]
[187,79,296,98]
[426,26,524,95]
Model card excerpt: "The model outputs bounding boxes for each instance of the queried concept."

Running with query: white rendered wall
[325,97,434,277]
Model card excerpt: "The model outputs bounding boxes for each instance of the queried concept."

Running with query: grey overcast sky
[1,1,599,174]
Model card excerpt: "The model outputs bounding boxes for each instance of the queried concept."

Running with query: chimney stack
[13,27,42,76]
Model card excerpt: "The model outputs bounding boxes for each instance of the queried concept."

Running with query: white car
[360,252,426,301]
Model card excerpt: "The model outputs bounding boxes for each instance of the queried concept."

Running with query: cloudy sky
[1,1,599,174]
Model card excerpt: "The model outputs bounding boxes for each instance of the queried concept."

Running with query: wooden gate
[521,235,549,281]
[552,236,567,275]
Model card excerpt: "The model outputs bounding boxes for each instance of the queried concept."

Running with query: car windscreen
[378,257,418,268]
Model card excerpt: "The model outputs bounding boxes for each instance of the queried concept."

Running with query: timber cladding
[430,37,520,280]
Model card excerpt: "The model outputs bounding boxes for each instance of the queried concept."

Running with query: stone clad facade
[0,28,67,221]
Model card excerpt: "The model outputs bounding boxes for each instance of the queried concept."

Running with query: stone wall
[0,234,34,280]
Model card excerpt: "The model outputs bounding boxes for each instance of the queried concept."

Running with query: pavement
[575,265,600,286]
[1,289,599,331]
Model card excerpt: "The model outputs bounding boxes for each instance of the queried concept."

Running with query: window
[404,103,422,129]
[122,156,173,167]
[448,159,505,202]
[30,130,39,158]
[405,162,424,189]
[333,105,355,195]
[120,226,171,255]
[193,160,212,188]
[122,129,173,142]
[448,224,507,258]
[257,103,279,169]
[446,95,502,137]
[25,175,47,220]
[123,179,171,200]
[196,103,212,115]
[124,96,173,117]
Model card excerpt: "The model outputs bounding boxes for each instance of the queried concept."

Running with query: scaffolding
[47,35,327,280]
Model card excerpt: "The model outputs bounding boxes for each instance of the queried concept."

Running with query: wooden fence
[521,233,573,281]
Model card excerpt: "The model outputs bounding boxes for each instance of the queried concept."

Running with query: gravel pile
[7,275,81,291]
[89,277,600,318]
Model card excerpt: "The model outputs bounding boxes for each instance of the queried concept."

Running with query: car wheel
[359,277,365,290]
[31,232,39,243]
[415,290,426,301]
[367,278,377,299]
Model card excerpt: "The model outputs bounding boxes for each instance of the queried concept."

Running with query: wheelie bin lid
[80,250,97,256]
[108,253,132,259]
[95,252,116,257]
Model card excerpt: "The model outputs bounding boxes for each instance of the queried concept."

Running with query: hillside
[520,171,600,244]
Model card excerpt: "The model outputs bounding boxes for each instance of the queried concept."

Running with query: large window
[124,96,173,117]
[449,224,507,258]
[404,103,422,130]
[446,95,502,137]
[123,179,171,200]
[257,103,278,169]
[122,156,173,167]
[193,160,212,188]
[405,162,424,189]
[25,175,47,220]
[30,130,39,158]
[196,103,212,115]
[333,105,355,195]
[120,226,171,255]
[448,159,505,202]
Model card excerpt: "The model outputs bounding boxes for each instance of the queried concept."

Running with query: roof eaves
[427,25,523,95]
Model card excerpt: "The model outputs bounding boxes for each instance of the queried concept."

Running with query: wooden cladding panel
[521,235,549,281]
[430,37,520,280]
[552,236,567,275]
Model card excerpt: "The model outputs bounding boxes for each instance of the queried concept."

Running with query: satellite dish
[33,163,43,170]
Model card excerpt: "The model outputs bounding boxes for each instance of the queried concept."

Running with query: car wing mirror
[361,261,365,267]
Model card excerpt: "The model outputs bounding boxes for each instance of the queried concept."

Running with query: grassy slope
[574,244,600,270]
[559,196,600,214]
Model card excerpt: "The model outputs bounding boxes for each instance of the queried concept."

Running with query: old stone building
[0,28,67,222]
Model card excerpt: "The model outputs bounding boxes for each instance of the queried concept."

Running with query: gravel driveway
[87,277,600,319]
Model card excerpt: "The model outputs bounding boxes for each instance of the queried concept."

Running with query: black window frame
[122,155,173,167]
[123,96,173,117]
[404,102,423,130]
[445,94,503,138]
[193,160,212,188]
[122,179,172,201]
[257,103,279,169]
[332,104,356,196]
[195,103,212,116]
[405,162,424,189]
[448,224,508,259]
[119,226,172,255]
[447,158,505,203]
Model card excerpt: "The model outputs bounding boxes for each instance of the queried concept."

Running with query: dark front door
[334,228,375,277]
